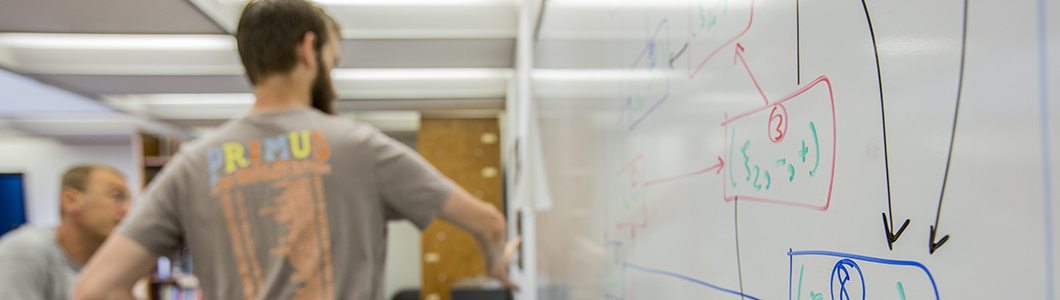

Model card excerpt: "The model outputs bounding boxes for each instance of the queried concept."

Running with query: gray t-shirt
[0,226,81,300]
[120,107,454,300]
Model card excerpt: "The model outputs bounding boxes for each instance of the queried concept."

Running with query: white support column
[508,0,542,299]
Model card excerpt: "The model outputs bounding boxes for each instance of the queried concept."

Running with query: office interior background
[5,0,1060,300]
[0,0,535,299]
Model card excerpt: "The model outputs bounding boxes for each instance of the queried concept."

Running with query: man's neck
[55,222,103,266]
[250,75,312,114]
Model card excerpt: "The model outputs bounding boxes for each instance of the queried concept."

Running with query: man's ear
[298,31,319,71]
[60,186,82,216]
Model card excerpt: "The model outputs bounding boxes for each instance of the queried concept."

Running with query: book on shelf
[153,249,203,300]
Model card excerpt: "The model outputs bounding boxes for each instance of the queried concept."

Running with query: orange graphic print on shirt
[205,129,334,300]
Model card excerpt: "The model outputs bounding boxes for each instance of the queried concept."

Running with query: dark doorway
[0,173,26,236]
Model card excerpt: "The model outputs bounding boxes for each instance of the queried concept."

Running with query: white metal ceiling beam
[189,0,518,38]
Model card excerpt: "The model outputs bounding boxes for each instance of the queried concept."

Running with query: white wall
[0,135,140,226]
[385,220,422,300]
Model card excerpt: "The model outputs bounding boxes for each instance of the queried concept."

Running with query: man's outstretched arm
[73,233,158,300]
[437,185,521,291]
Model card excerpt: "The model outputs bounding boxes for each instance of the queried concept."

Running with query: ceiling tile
[340,39,513,68]
[0,0,225,34]
[40,75,252,95]
[326,5,517,39]
[190,0,518,37]
[1,35,512,74]
[0,68,114,116]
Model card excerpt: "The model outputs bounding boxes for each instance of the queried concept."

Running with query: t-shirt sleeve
[0,253,48,300]
[118,156,186,256]
[370,129,455,229]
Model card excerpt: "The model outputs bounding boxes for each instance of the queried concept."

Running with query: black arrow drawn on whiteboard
[859,0,910,251]
[930,0,969,255]
[669,42,689,69]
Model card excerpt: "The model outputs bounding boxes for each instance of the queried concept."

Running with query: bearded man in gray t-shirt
[73,1,519,299]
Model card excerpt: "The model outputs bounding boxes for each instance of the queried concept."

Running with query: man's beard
[311,53,336,114]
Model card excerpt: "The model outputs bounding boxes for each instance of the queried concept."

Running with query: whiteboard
[529,0,1060,299]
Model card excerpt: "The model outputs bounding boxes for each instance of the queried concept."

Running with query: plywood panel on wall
[418,118,502,300]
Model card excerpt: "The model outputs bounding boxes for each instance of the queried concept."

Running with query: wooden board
[418,118,502,300]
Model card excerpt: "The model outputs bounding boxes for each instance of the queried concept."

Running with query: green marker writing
[729,129,737,187]
[809,122,820,176]
[752,165,761,190]
[764,171,771,190]
[788,164,795,182]
[741,140,751,181]
[798,140,808,163]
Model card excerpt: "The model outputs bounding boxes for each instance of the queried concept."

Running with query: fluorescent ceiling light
[341,111,421,132]
[331,68,512,80]
[108,94,254,105]
[313,0,515,6]
[211,0,252,5]
[533,69,666,81]
[211,0,514,5]
[548,0,727,8]
[0,34,235,51]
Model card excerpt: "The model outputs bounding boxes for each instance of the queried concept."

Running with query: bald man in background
[0,165,131,300]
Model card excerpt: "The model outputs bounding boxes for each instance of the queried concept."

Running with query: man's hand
[438,186,521,291]
[488,236,521,291]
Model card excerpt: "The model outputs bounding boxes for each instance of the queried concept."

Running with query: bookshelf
[151,251,202,300]
[135,131,203,300]
[137,132,180,186]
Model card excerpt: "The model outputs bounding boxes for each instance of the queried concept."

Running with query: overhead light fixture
[0,34,235,51]
[218,0,515,5]
[331,68,512,80]
[104,94,254,122]
[312,0,515,6]
[106,94,254,106]
[547,0,719,8]
[533,69,667,81]
[211,0,252,5]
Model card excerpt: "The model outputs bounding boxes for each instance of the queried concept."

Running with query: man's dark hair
[236,0,340,86]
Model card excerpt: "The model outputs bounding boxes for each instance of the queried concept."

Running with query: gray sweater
[0,226,81,300]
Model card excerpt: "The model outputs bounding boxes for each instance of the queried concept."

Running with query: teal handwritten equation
[719,49,837,211]
[692,0,730,38]
[729,122,819,192]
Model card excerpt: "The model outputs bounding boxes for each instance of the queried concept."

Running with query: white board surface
[529,0,1060,299]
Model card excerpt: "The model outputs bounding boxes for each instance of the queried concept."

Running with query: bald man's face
[64,169,131,239]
